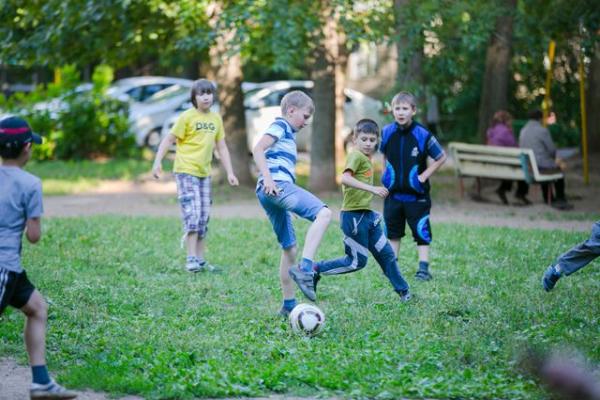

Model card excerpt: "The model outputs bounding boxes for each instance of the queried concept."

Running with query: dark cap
[0,116,43,148]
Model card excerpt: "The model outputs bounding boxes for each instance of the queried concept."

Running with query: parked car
[160,80,387,152]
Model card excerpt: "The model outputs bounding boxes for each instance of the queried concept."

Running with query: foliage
[1,64,136,160]
[1,217,598,399]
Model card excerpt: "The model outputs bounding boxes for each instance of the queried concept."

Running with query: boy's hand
[371,186,389,198]
[227,173,239,186]
[263,177,281,196]
[418,173,427,183]
[152,163,162,179]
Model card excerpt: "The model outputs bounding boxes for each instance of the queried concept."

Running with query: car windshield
[145,85,189,104]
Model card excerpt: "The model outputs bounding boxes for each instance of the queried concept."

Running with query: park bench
[447,142,564,202]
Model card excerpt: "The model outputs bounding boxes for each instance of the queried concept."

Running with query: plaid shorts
[175,173,211,237]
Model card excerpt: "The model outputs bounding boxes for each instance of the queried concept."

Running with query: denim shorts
[256,181,326,249]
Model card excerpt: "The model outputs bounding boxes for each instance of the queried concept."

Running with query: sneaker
[185,259,202,273]
[278,306,292,318]
[495,189,509,205]
[542,265,561,292]
[199,261,221,273]
[289,266,316,301]
[415,270,432,281]
[30,379,77,399]
[550,199,574,211]
[399,290,412,302]
[313,272,321,295]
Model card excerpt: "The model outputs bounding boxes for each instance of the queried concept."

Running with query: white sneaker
[30,379,77,399]
[185,259,203,272]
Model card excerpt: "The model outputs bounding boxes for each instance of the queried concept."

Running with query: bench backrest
[448,142,563,183]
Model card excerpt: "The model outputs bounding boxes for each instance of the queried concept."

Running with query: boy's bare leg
[389,239,400,258]
[185,232,198,257]
[417,245,429,263]
[301,207,332,260]
[195,236,205,261]
[280,246,297,299]
[20,290,48,366]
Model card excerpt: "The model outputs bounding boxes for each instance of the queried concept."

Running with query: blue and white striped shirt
[259,117,298,183]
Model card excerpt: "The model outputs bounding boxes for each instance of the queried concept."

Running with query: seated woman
[486,110,530,205]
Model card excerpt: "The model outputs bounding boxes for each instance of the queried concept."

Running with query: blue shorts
[256,181,326,249]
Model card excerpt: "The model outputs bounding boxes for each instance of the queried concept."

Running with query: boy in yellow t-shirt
[313,119,411,301]
[153,79,238,272]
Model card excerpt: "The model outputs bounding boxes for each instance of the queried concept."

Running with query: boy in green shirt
[312,119,410,301]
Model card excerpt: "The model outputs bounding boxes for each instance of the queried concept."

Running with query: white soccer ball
[289,303,325,336]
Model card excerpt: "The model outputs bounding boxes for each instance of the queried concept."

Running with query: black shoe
[415,270,432,281]
[313,272,321,295]
[550,199,574,210]
[495,189,509,205]
[289,265,317,301]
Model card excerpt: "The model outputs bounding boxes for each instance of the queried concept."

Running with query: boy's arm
[253,135,279,195]
[419,151,447,182]
[152,133,176,178]
[341,171,388,198]
[216,138,239,186]
[25,217,41,243]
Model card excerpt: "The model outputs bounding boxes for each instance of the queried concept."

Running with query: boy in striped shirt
[253,91,332,316]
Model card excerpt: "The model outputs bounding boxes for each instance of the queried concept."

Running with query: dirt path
[42,177,598,232]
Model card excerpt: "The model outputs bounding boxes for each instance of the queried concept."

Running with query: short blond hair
[391,91,417,108]
[280,90,314,116]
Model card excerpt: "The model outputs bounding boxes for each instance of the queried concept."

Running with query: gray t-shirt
[0,166,43,273]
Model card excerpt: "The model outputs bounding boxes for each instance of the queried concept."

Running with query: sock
[418,261,429,272]
[283,298,297,311]
[32,365,50,385]
[300,257,314,273]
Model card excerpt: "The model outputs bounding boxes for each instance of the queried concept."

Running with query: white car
[160,80,387,152]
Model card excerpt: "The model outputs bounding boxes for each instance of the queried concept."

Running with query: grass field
[1,217,598,399]
[24,159,168,195]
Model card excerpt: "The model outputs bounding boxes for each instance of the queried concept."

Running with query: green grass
[24,159,165,195]
[1,218,598,399]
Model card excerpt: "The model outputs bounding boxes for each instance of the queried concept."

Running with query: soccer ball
[289,303,325,336]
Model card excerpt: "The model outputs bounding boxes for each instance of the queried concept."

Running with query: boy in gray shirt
[0,116,77,399]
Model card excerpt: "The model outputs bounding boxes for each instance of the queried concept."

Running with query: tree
[587,42,600,153]
[477,0,516,143]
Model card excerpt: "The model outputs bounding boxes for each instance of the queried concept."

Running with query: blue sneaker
[542,265,561,292]
[399,290,412,302]
[289,265,316,301]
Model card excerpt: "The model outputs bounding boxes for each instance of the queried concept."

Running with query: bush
[1,64,137,160]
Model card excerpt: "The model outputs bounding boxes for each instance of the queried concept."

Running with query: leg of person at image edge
[314,212,410,301]
[11,289,78,399]
[543,221,600,291]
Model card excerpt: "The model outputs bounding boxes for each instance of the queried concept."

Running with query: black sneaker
[495,189,509,205]
[514,195,532,206]
[550,199,574,211]
[399,290,412,302]
[542,265,561,292]
[289,265,316,301]
[415,270,432,281]
[313,272,321,295]
[278,306,291,318]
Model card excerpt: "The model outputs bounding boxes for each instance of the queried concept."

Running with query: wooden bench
[447,142,564,202]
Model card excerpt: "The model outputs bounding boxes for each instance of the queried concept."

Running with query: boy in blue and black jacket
[380,92,447,281]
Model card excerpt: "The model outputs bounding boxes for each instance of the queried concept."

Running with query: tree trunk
[335,36,349,170]
[309,5,337,192]
[208,8,253,186]
[477,0,516,143]
[587,42,600,154]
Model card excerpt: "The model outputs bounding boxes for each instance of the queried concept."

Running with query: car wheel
[145,129,162,151]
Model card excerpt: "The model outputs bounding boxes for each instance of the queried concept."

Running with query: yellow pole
[578,54,589,185]
[543,40,556,127]
[54,68,61,84]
